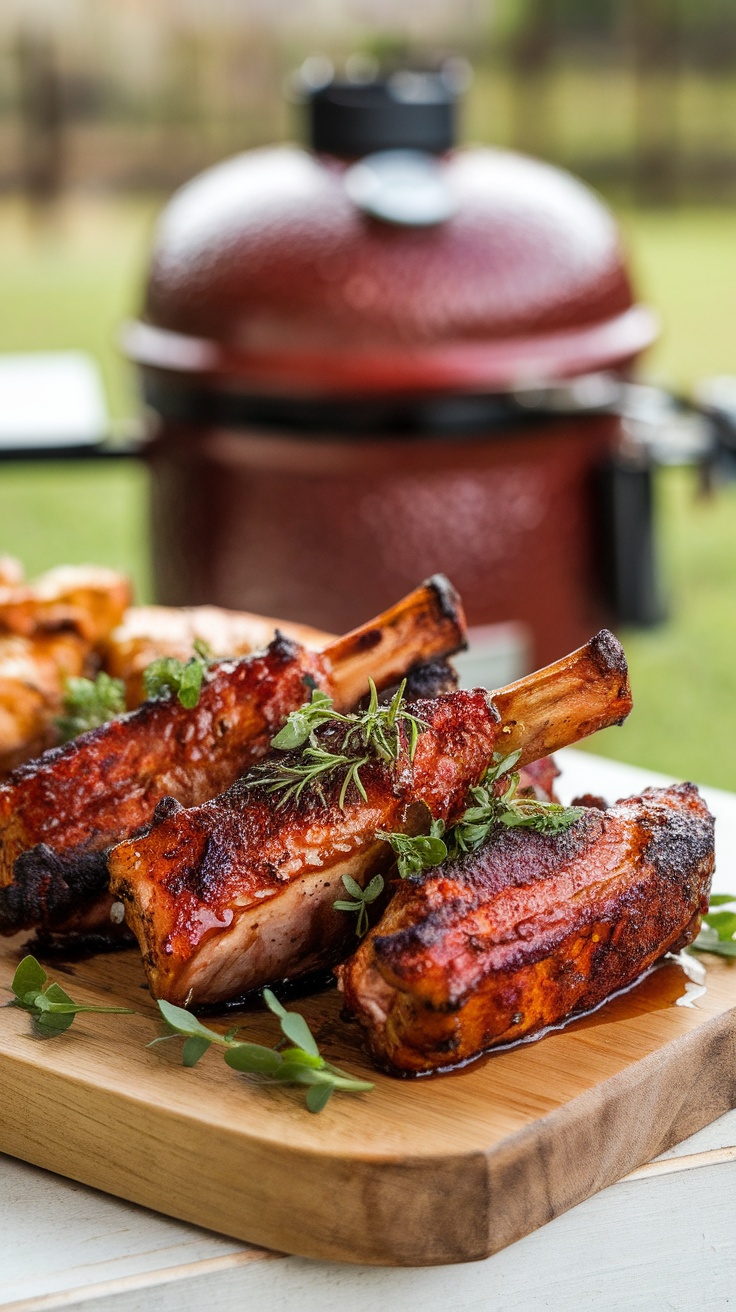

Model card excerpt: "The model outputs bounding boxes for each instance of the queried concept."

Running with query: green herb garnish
[376,818,448,880]
[247,679,426,811]
[368,753,583,897]
[271,687,338,750]
[689,893,736,959]
[56,671,126,741]
[448,751,584,856]
[143,638,213,710]
[333,872,385,937]
[151,989,373,1113]
[8,955,134,1036]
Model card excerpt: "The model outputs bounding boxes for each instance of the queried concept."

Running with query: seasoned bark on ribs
[338,783,715,1075]
[0,577,467,937]
[108,690,501,1006]
[0,634,331,936]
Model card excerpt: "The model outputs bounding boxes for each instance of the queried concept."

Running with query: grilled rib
[338,783,715,1075]
[0,577,466,937]
[108,689,500,1005]
[108,630,632,1005]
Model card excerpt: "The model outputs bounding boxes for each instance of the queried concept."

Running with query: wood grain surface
[1,925,735,1267]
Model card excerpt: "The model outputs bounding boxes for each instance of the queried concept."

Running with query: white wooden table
[2,752,736,1311]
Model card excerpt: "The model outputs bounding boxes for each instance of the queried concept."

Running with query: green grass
[2,196,736,786]
[577,468,736,790]
[0,460,151,601]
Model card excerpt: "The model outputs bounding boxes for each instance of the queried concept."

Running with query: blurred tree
[16,26,63,204]
[626,0,682,203]
[507,0,557,159]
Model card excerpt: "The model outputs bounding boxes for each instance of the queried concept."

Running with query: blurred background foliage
[1,0,736,787]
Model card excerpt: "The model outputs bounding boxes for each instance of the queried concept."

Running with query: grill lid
[126,80,656,398]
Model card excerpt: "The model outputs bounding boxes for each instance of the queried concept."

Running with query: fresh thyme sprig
[56,671,126,742]
[376,818,448,880]
[246,679,426,811]
[271,687,340,750]
[447,751,584,857]
[143,638,214,710]
[333,873,385,937]
[688,893,736,959]
[369,753,584,892]
[6,956,370,1114]
[7,955,134,1036]
[151,989,373,1113]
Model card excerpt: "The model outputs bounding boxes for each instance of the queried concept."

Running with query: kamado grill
[126,74,658,664]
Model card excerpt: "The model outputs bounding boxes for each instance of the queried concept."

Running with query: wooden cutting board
[1,927,735,1267]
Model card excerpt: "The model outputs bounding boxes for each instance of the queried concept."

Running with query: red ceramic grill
[124,74,659,666]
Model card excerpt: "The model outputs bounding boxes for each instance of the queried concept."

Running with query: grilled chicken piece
[109,630,632,1005]
[109,690,500,1005]
[0,577,466,937]
[339,783,715,1075]
[0,631,91,777]
[104,605,329,708]
[0,565,131,644]
[0,565,132,776]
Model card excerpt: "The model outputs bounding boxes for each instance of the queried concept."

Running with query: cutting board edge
[479,999,736,1260]
[2,999,736,1267]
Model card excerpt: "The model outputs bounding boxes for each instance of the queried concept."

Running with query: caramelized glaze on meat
[108,689,501,1005]
[338,783,715,1075]
[0,578,469,940]
[0,634,331,935]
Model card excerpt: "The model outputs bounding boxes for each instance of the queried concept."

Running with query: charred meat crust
[0,637,332,934]
[0,844,111,935]
[338,783,715,1075]
[108,689,501,1005]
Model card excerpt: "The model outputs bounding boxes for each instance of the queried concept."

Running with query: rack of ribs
[338,783,715,1075]
[0,577,466,937]
[108,630,633,1005]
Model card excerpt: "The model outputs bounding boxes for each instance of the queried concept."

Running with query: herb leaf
[182,1036,212,1066]
[333,872,385,937]
[271,688,336,750]
[56,672,126,742]
[376,818,447,881]
[143,640,215,710]
[8,955,134,1037]
[153,991,373,1112]
[689,894,736,958]
[246,679,426,813]
[263,987,320,1056]
[448,752,583,857]
[143,655,205,709]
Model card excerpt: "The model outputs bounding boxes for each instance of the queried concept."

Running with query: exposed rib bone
[492,629,632,766]
[324,574,466,710]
